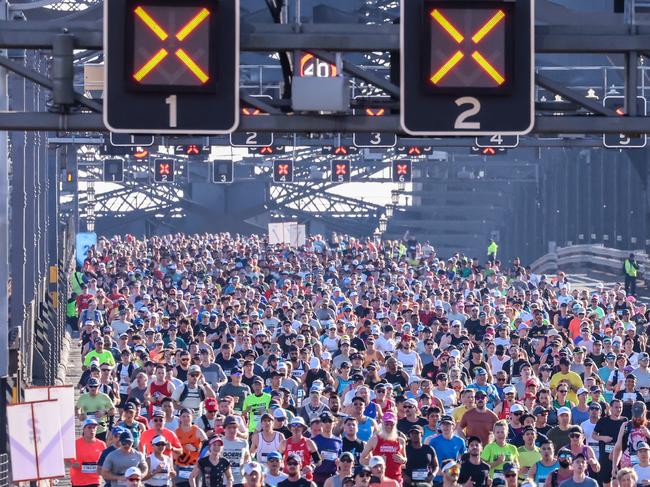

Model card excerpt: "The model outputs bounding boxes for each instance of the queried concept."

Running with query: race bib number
[322,451,338,461]
[412,469,428,480]
[140,407,148,417]
[81,463,98,474]
[631,454,640,466]
[605,444,614,453]
[178,466,193,479]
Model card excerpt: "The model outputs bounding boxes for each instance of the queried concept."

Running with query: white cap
[125,467,143,479]
[577,388,588,396]
[449,350,461,358]
[510,403,524,413]
[152,435,166,444]
[557,406,572,416]
[243,462,264,476]
[369,456,385,468]
[503,385,516,395]
[321,351,332,360]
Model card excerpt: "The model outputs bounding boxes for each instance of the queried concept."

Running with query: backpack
[116,362,136,381]
[178,383,206,403]
[550,469,560,487]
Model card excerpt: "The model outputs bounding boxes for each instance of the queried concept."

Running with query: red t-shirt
[70,437,106,486]
[140,427,182,456]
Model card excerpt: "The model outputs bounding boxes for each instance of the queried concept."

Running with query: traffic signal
[103,158,125,182]
[153,158,175,182]
[104,0,239,134]
[273,160,294,183]
[212,160,234,183]
[330,160,351,183]
[392,160,412,183]
[400,0,534,135]
[322,146,359,156]
[249,146,283,155]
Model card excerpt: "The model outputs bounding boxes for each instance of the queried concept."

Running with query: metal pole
[0,0,9,380]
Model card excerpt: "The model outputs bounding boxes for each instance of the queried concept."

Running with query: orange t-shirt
[140,427,182,456]
[175,425,203,466]
[70,437,106,486]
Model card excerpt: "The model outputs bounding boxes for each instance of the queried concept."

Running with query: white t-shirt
[634,464,650,483]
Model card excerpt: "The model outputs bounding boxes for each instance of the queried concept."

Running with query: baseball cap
[267,451,282,461]
[382,412,397,423]
[87,378,100,387]
[220,415,237,428]
[188,365,201,374]
[440,415,455,424]
[152,435,166,445]
[577,388,588,396]
[243,462,264,476]
[638,442,650,451]
[82,418,98,428]
[205,398,218,412]
[503,462,518,473]
[119,430,134,443]
[125,467,142,480]
[510,404,524,414]
[503,385,516,395]
[369,456,385,468]
[273,408,287,419]
[533,406,548,415]
[557,407,572,416]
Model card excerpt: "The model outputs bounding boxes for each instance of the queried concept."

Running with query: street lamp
[386,205,394,218]
[391,190,399,205]
[397,182,406,191]
[379,215,388,234]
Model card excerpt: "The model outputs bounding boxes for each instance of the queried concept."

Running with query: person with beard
[457,390,498,445]
[613,401,650,476]
[403,425,437,486]
[543,449,574,487]
[560,453,599,487]
[458,436,490,487]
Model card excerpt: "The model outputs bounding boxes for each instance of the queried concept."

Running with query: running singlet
[175,426,202,466]
[499,401,512,420]
[150,381,172,404]
[374,436,403,481]
[357,418,374,442]
[256,431,283,464]
[533,461,559,487]
[284,436,315,480]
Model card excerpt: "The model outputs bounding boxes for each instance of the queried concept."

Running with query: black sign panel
[109,133,155,146]
[103,158,125,182]
[104,0,239,133]
[212,159,233,183]
[230,131,274,148]
[353,132,397,148]
[153,158,175,182]
[321,146,360,156]
[273,160,294,183]
[392,160,412,183]
[475,135,519,148]
[400,0,534,135]
[603,96,647,149]
[330,160,351,182]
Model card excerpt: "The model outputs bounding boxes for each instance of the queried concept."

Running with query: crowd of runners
[68,232,650,487]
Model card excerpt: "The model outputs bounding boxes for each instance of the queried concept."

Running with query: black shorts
[597,457,613,484]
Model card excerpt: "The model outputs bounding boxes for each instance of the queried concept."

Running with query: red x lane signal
[330,160,351,182]
[273,161,294,183]
[392,160,412,183]
[429,8,507,88]
[153,158,175,182]
[132,5,212,87]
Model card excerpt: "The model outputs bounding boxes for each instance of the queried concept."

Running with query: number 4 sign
[475,135,520,148]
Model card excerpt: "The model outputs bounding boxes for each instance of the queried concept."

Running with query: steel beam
[1,22,650,52]
[4,112,650,133]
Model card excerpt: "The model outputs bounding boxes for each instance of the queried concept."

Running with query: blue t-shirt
[559,477,599,487]
[429,434,466,481]
[313,434,343,477]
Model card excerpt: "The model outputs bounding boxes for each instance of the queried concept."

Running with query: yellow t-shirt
[83,350,116,367]
[453,405,472,423]
[550,371,584,405]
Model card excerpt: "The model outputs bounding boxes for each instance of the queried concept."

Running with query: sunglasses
[357,473,370,478]
[569,433,581,438]
[340,458,353,463]
[287,462,299,466]
[558,390,568,393]
[154,442,166,447]
[505,473,517,478]
[153,418,164,422]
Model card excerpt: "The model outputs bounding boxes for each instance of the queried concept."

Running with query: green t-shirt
[481,442,519,475]
[84,350,116,367]
[76,392,115,433]
[242,392,272,432]
[517,445,542,477]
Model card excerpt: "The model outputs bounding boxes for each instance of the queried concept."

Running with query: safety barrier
[530,243,650,277]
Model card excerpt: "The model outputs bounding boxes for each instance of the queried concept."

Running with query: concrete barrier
[530,244,650,278]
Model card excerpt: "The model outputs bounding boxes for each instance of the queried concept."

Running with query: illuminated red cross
[429,9,506,86]
[158,163,171,175]
[335,164,348,175]
[277,164,290,175]
[133,6,210,84]
[396,164,409,175]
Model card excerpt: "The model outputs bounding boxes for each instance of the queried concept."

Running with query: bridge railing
[530,243,650,278]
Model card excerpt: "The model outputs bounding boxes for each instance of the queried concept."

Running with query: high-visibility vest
[487,241,499,257]
[71,271,84,294]
[66,299,78,318]
[625,259,638,277]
